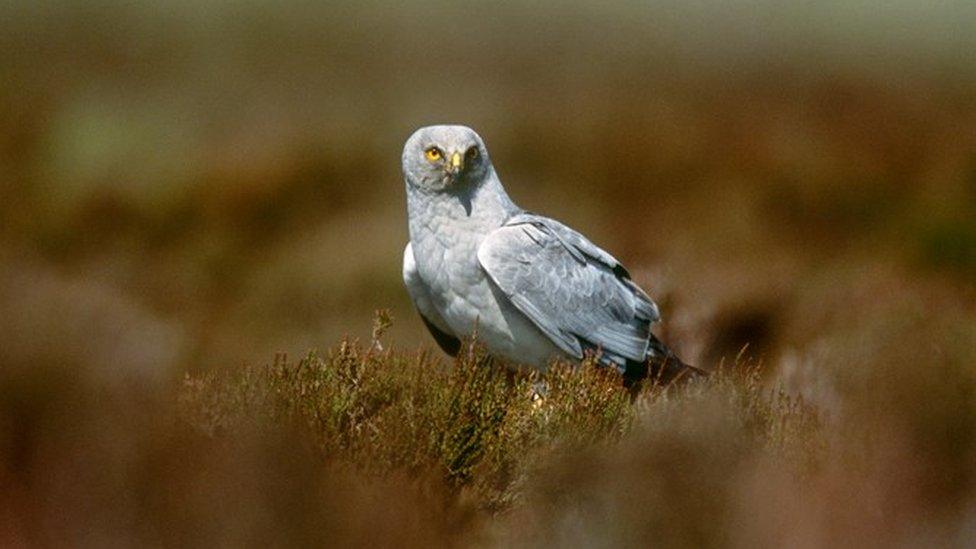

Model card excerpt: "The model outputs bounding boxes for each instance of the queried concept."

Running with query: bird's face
[402,125,490,192]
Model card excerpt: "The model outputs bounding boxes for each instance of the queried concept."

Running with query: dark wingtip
[630,333,708,387]
[612,263,632,280]
[419,314,461,357]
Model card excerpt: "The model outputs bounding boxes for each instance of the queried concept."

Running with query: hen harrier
[402,125,701,384]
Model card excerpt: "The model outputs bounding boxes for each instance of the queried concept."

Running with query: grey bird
[402,125,701,385]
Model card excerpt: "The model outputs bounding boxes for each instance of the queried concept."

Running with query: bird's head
[402,125,490,192]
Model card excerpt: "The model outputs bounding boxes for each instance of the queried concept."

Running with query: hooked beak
[447,151,463,175]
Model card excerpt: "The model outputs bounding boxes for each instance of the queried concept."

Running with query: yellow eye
[424,147,442,162]
[466,147,478,159]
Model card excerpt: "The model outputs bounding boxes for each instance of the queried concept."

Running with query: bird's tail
[623,334,707,389]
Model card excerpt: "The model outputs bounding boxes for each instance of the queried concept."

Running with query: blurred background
[1,1,975,545]
[2,1,975,378]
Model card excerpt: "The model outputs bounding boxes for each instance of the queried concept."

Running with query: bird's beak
[448,151,463,175]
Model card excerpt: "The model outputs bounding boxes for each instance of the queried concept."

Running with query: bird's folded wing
[477,216,660,363]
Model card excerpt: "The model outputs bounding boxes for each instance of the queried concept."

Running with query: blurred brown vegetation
[2,1,976,546]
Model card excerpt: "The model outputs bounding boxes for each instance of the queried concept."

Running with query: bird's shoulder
[478,212,660,322]
[490,212,627,275]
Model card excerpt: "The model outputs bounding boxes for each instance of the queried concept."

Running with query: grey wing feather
[477,215,661,364]
[506,214,660,321]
